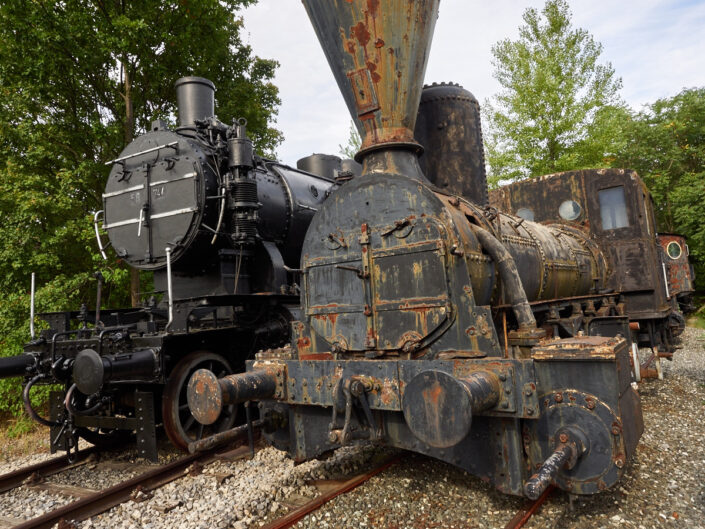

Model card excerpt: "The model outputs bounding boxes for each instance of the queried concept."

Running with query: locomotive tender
[184,0,685,499]
[0,77,341,460]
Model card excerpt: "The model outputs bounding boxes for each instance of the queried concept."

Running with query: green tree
[612,88,705,289]
[338,120,362,160]
[0,0,281,417]
[484,0,624,184]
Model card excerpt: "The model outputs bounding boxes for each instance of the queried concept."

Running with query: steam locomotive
[0,76,354,460]
[186,0,694,499]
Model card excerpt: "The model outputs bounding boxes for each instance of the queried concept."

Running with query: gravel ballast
[0,327,702,528]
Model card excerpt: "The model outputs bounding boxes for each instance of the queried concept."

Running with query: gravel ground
[1,327,703,528]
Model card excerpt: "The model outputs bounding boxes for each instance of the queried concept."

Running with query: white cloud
[240,0,705,163]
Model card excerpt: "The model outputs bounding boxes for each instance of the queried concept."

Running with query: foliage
[338,121,362,160]
[0,0,281,416]
[611,88,705,290]
[483,0,624,185]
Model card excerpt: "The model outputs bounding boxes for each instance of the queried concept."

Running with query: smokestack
[175,76,215,128]
[302,0,440,179]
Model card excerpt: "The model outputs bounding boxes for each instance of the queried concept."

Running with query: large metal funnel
[303,0,440,163]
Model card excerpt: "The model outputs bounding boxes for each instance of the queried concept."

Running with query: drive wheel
[162,351,238,451]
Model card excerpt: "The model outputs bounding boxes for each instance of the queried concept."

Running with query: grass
[0,414,50,462]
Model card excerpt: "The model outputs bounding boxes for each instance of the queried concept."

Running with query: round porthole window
[516,208,534,221]
[667,241,682,260]
[558,200,581,221]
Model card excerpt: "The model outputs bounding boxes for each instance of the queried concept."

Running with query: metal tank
[415,82,489,205]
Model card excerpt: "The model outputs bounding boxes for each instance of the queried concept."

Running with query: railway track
[1,432,554,529]
[0,424,258,529]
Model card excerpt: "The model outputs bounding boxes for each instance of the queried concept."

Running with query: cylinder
[187,369,277,425]
[175,76,215,127]
[415,83,489,205]
[73,348,158,395]
[297,154,342,180]
[0,354,34,379]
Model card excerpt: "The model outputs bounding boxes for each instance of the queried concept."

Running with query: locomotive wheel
[162,351,238,451]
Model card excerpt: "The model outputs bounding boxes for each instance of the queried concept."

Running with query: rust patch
[299,353,334,361]
[424,383,443,405]
[366,61,381,83]
[351,21,370,47]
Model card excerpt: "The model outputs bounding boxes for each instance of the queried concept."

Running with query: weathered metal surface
[657,233,695,314]
[401,369,501,448]
[524,442,576,500]
[0,353,34,379]
[489,169,671,317]
[187,368,277,425]
[415,82,489,205]
[302,0,440,160]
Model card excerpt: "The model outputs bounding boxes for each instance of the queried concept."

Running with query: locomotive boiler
[0,77,340,460]
[186,0,644,498]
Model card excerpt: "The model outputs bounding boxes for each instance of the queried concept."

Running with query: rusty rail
[503,485,555,529]
[11,426,259,529]
[0,447,98,494]
[260,455,402,529]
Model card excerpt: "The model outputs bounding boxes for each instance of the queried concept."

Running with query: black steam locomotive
[0,77,349,460]
[186,0,692,499]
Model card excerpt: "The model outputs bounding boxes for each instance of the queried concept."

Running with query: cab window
[516,208,534,221]
[598,186,629,229]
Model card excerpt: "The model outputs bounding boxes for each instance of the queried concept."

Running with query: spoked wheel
[162,351,238,451]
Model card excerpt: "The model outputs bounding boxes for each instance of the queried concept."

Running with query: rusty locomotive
[186,0,693,499]
[0,77,358,460]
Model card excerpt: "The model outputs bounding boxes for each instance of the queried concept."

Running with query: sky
[238,0,705,163]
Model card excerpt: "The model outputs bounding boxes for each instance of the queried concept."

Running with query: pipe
[188,419,264,454]
[30,272,36,339]
[165,246,173,332]
[187,369,277,426]
[471,224,537,330]
[0,354,35,380]
[23,375,60,427]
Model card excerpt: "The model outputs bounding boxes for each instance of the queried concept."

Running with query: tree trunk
[123,60,140,307]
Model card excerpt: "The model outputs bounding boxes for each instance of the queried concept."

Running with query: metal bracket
[135,391,158,462]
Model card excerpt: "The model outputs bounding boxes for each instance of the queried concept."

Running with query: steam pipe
[471,224,537,330]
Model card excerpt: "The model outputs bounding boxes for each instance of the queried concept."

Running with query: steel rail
[259,454,402,529]
[12,427,260,529]
[0,447,98,494]
[503,485,556,529]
